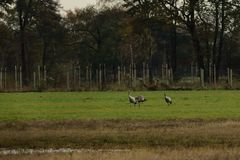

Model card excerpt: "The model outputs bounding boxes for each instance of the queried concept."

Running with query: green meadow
[0,91,239,121]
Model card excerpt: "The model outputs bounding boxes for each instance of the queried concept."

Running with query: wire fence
[0,64,239,92]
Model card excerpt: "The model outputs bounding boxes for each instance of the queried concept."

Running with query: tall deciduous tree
[162,0,205,71]
[16,0,33,85]
[65,6,125,67]
[0,0,13,12]
[33,0,63,67]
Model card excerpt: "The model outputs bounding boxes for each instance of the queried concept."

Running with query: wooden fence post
[213,64,216,87]
[133,64,136,87]
[120,66,124,82]
[33,72,36,89]
[44,65,47,87]
[103,64,106,84]
[0,68,2,89]
[195,62,198,77]
[38,65,41,87]
[191,62,194,83]
[78,66,81,88]
[118,66,121,85]
[129,64,132,88]
[230,69,233,87]
[227,68,230,85]
[168,69,171,84]
[200,68,204,87]
[67,72,70,90]
[4,68,7,89]
[89,64,92,87]
[96,69,99,85]
[20,66,22,90]
[73,66,76,89]
[15,66,18,91]
[143,62,145,83]
[165,64,168,81]
[161,64,164,80]
[99,64,102,90]
[209,63,212,84]
[146,64,149,83]
[123,66,126,80]
[170,68,173,82]
[131,64,134,85]
[86,66,89,82]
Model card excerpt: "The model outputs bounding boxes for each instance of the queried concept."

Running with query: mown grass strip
[0,91,239,121]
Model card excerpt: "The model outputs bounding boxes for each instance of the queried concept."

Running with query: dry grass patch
[1,120,240,149]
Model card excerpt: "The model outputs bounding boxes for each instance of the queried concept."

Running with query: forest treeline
[0,0,240,85]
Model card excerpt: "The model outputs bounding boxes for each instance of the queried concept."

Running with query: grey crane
[135,95,147,107]
[164,93,172,105]
[128,90,138,107]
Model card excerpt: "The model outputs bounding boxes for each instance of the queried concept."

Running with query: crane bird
[128,90,138,107]
[135,95,147,107]
[164,93,172,105]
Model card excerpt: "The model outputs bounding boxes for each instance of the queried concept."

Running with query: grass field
[0,90,239,121]
[0,90,240,159]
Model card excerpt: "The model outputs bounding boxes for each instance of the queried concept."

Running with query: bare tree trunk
[192,31,205,71]
[170,0,177,74]
[188,0,205,71]
[217,0,225,81]
[204,23,211,82]
[187,23,205,72]
[20,23,29,85]
[213,1,220,66]
[42,41,48,67]
[17,0,33,85]
[227,38,233,68]
[171,15,177,74]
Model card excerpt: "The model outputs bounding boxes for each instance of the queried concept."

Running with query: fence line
[0,63,238,91]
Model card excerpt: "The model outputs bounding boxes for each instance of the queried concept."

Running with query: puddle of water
[0,148,131,155]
